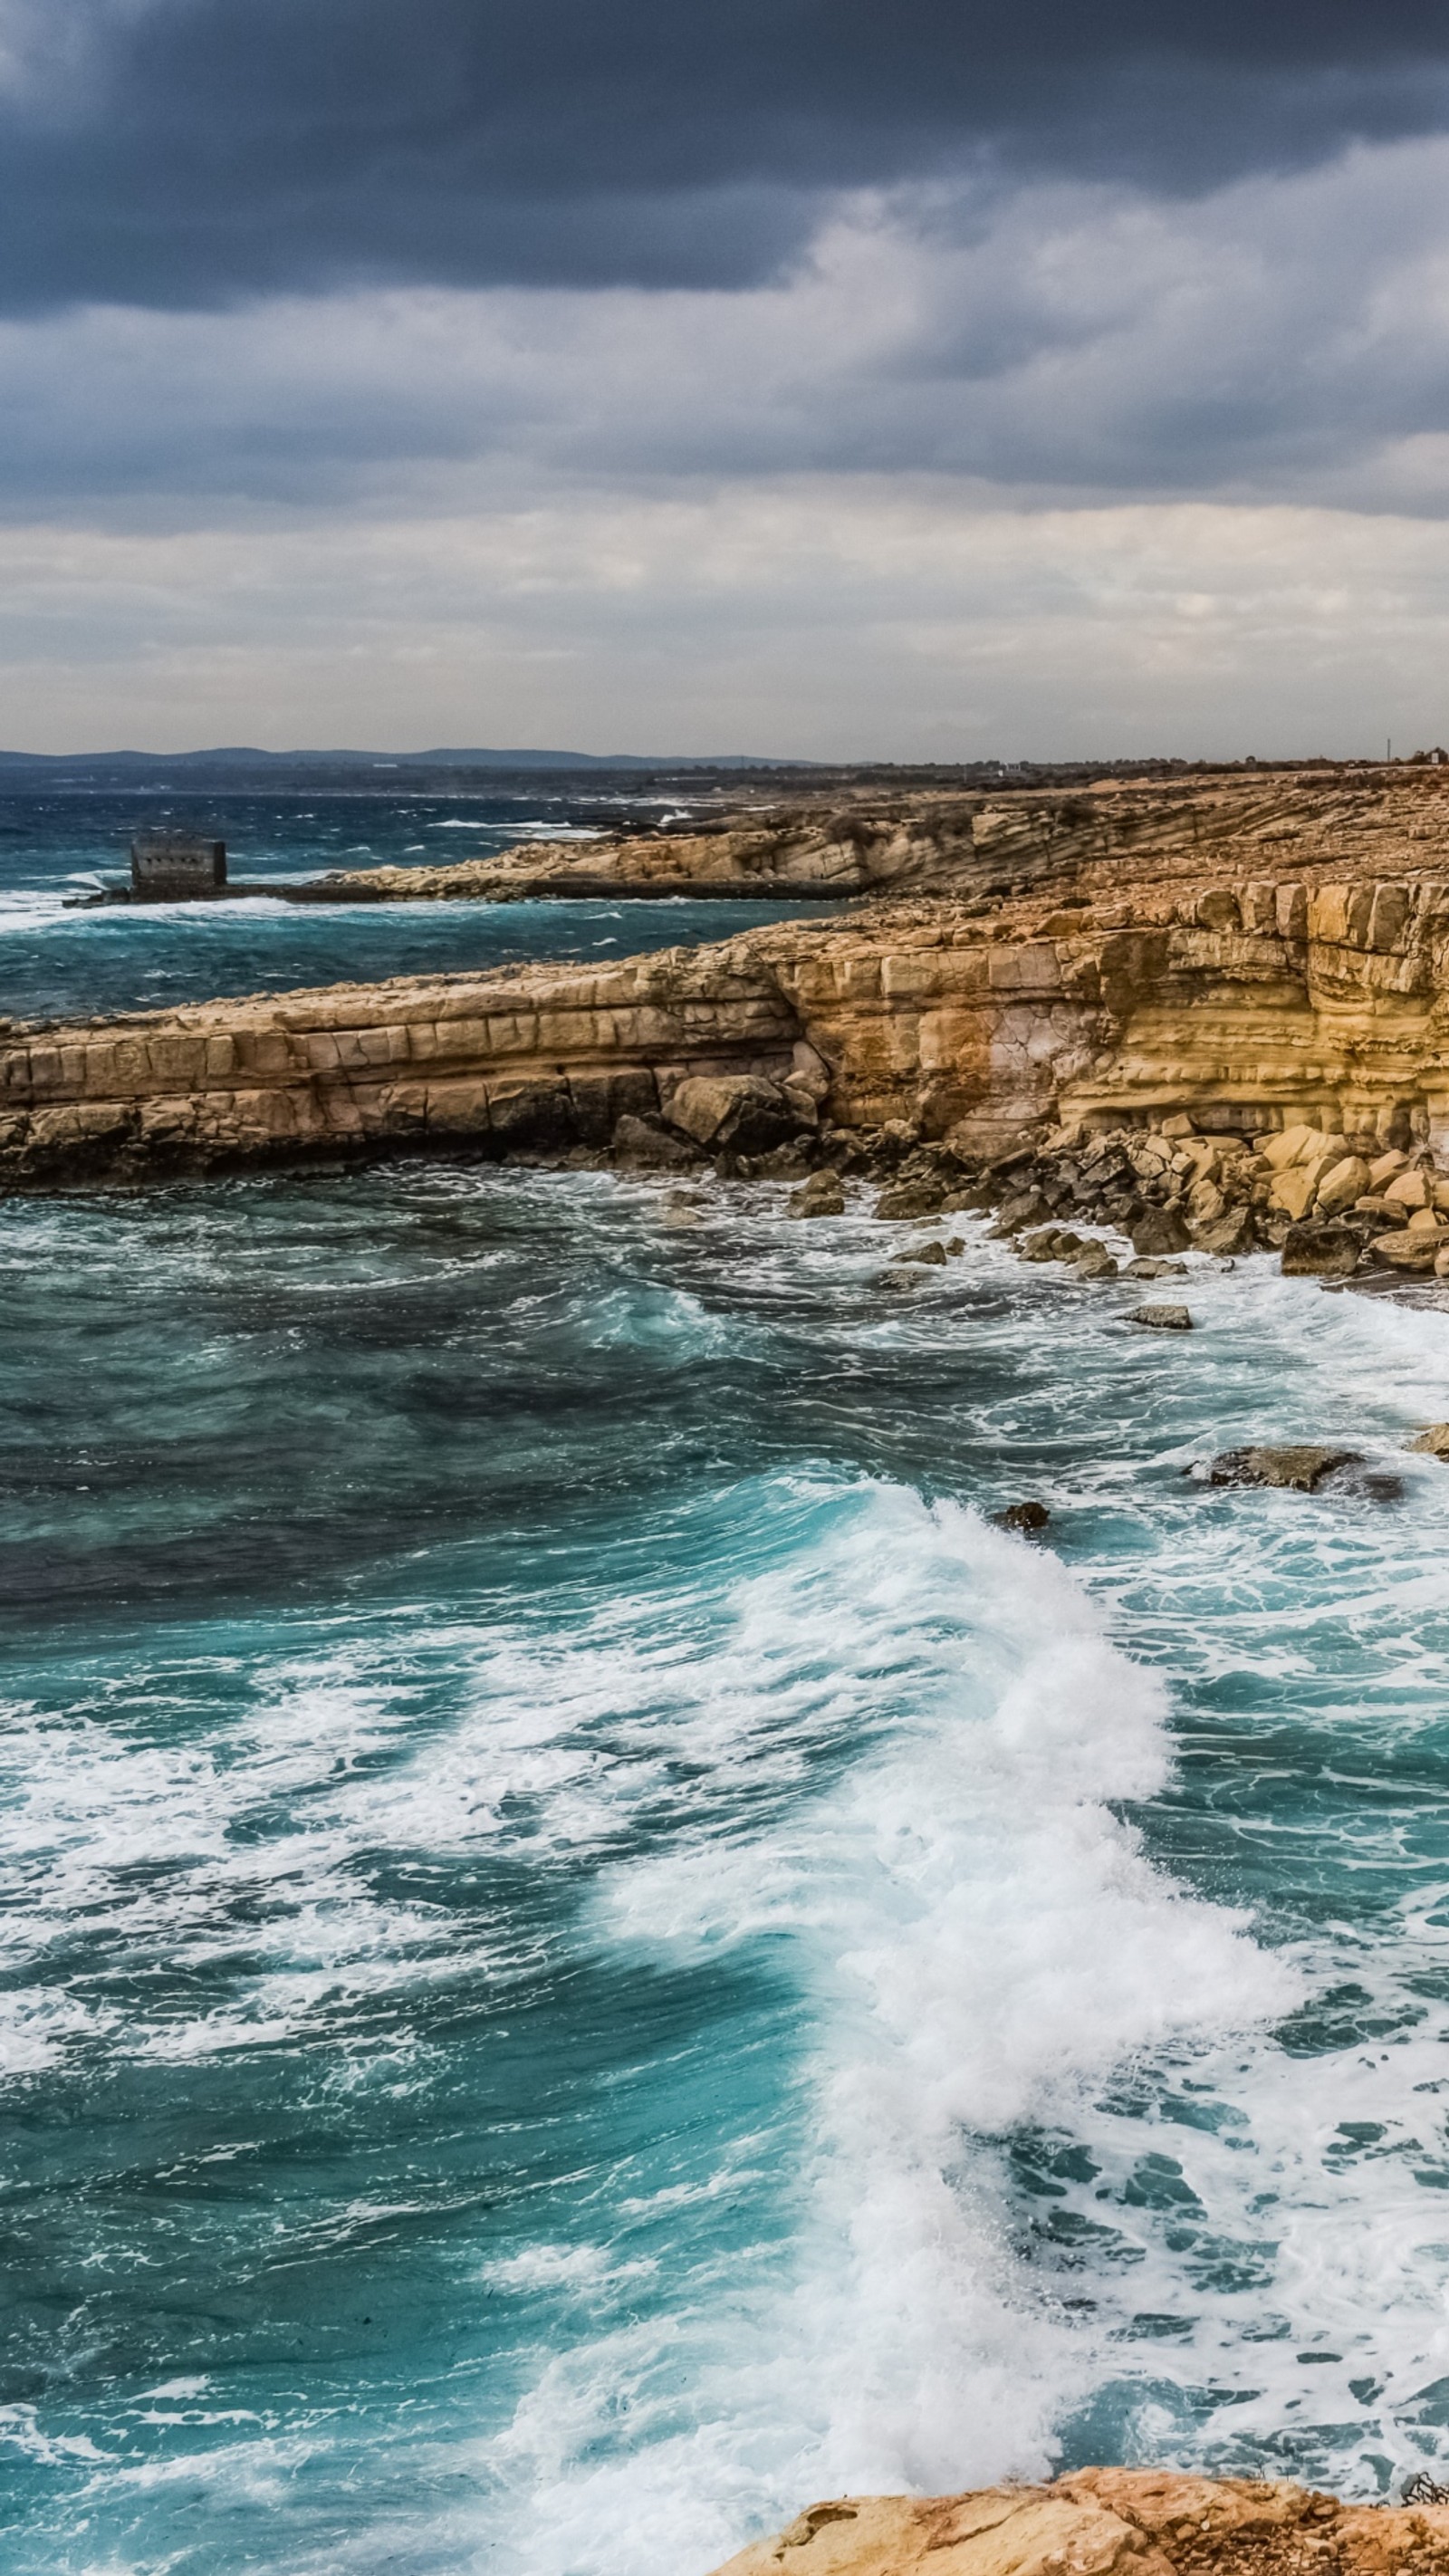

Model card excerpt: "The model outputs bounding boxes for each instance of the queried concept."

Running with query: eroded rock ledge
[707,2472,1449,2576]
[15,769,1449,1189]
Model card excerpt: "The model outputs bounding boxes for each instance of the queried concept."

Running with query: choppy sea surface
[6,800,1449,2572]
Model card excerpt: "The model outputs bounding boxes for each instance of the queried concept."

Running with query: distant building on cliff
[130,832,227,898]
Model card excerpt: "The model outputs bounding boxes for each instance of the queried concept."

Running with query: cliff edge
[708,2472,1449,2576]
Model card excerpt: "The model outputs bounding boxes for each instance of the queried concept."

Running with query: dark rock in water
[1124,1257,1185,1281]
[1018,1226,1069,1262]
[1072,1242,1118,1280]
[874,1178,947,1220]
[1207,1445,1359,1492]
[1131,1206,1192,1256]
[1129,1302,1194,1330]
[944,1235,966,1256]
[994,1500,1051,1533]
[612,1113,700,1167]
[897,1239,947,1265]
[1193,1206,1256,1257]
[1280,1220,1360,1278]
[788,1172,846,1218]
[878,1267,920,1291]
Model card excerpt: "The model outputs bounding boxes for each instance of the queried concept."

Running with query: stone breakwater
[706,2473,1449,2576]
[17,769,1449,1207]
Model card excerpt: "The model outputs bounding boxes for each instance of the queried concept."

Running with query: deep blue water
[7,801,1449,2573]
[0,788,833,1022]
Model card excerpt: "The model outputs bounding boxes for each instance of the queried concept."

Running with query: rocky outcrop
[20,769,1449,1192]
[706,2472,1449,2576]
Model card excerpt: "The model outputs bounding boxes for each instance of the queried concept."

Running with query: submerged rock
[1207,1445,1358,1491]
[993,1500,1051,1533]
[1124,1257,1186,1281]
[897,1239,947,1265]
[1129,1302,1194,1330]
[788,1172,846,1218]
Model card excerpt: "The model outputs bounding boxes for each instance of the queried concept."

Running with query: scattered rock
[1408,1423,1449,1457]
[1192,1206,1255,1257]
[611,1113,699,1168]
[1315,1153,1371,1214]
[1207,1445,1359,1491]
[897,1239,947,1265]
[1129,1302,1194,1330]
[1072,1242,1118,1280]
[667,1072,795,1154]
[1130,1206,1192,1256]
[877,1268,919,1291]
[1124,1257,1185,1281]
[788,1172,846,1218]
[994,1500,1051,1533]
[1280,1220,1360,1278]
[944,1235,966,1256]
[874,1179,947,1220]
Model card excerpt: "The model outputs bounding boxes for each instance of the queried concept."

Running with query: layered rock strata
[15,770,1449,1190]
[707,2472,1449,2576]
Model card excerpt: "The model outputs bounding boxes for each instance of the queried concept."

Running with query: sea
[5,792,1449,2576]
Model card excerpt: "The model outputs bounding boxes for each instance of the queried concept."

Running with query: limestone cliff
[14,768,1449,1185]
[706,2472,1449,2576]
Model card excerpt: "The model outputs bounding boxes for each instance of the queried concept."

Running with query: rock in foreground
[707,2471,1449,2576]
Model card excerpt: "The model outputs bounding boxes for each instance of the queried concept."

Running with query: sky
[5,1,1449,757]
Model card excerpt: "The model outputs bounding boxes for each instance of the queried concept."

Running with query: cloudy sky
[5,0,1449,756]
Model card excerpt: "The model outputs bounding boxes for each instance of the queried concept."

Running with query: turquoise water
[0,789,833,1022]
[7,1162,1449,2573]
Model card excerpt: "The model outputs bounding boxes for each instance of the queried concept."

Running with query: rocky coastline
[14,769,1449,1323]
[707,2471,1449,2576]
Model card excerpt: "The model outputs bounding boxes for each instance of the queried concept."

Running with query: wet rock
[1072,1242,1119,1280]
[1280,1220,1361,1278]
[1207,1445,1358,1491]
[1018,1226,1080,1262]
[611,1113,699,1167]
[993,1500,1051,1533]
[897,1238,947,1265]
[944,1235,966,1256]
[788,1172,846,1218]
[1124,1257,1185,1281]
[1130,1206,1192,1256]
[667,1072,795,1155]
[874,1178,947,1220]
[878,1267,920,1291]
[1408,1422,1449,1457]
[1129,1302,1194,1330]
[993,1186,1050,1234]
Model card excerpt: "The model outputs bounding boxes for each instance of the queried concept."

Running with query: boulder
[897,1239,947,1265]
[993,1187,1049,1234]
[1072,1242,1118,1280]
[874,1178,948,1220]
[1372,1226,1442,1271]
[611,1113,699,1167]
[1280,1220,1360,1278]
[1369,1146,1409,1187]
[1191,1206,1255,1257]
[1409,1423,1449,1456]
[667,1073,794,1154]
[1384,1164,1432,1210]
[1130,1206,1191,1256]
[1314,1153,1371,1214]
[1207,1445,1358,1491]
[994,1500,1051,1532]
[788,1172,846,1218]
[1124,1257,1185,1280]
[1129,1302,1194,1330]
[1186,1176,1225,1226]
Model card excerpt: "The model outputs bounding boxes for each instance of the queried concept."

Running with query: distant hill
[0,745,793,780]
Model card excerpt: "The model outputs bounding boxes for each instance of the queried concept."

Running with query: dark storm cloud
[5,0,1449,310]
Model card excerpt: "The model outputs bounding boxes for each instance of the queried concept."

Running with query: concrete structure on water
[130,834,227,899]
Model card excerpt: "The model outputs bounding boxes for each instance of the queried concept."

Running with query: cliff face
[705,2474,1449,2576]
[12,771,1449,1185]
